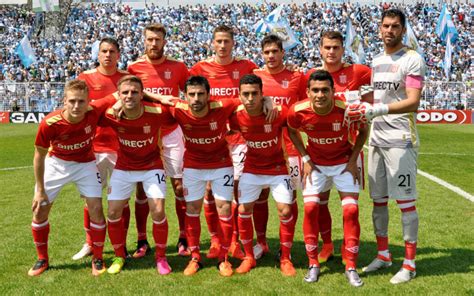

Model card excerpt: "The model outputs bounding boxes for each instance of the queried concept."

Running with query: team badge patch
[164,69,171,80]
[209,121,218,130]
[117,127,126,133]
[183,124,192,130]
[305,124,315,131]
[339,74,347,84]
[232,70,240,80]
[84,125,92,134]
[240,126,248,133]
[264,124,272,133]
[281,79,289,89]
[143,125,151,134]
[332,122,341,132]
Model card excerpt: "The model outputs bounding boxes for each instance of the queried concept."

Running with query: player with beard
[345,9,426,284]
[128,23,190,258]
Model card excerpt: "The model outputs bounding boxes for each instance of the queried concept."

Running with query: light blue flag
[404,20,423,54]
[344,19,365,64]
[267,19,301,50]
[435,4,458,44]
[254,5,284,34]
[15,35,37,67]
[443,37,454,79]
[91,40,100,61]
[266,5,283,22]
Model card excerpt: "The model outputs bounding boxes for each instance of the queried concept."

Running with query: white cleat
[345,269,364,287]
[253,242,269,260]
[390,268,416,284]
[362,257,392,273]
[72,243,92,261]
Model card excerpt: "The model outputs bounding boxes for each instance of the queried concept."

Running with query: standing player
[29,80,115,276]
[346,9,426,284]
[101,76,175,275]
[305,31,372,263]
[74,37,129,260]
[252,35,306,259]
[190,25,258,259]
[230,74,296,276]
[127,23,190,257]
[288,70,368,287]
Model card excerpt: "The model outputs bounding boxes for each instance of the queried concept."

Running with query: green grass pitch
[0,124,473,295]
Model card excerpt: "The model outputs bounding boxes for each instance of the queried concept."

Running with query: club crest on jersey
[84,125,92,134]
[264,124,272,133]
[339,74,347,84]
[209,121,218,130]
[240,126,248,133]
[232,70,239,80]
[92,84,102,91]
[164,69,171,80]
[183,124,192,130]
[117,127,126,133]
[281,79,289,89]
[143,125,151,134]
[332,121,341,132]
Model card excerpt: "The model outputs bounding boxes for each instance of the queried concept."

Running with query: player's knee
[278,205,292,219]
[215,201,231,216]
[107,205,123,220]
[186,200,201,215]
[33,208,49,223]
[238,203,253,214]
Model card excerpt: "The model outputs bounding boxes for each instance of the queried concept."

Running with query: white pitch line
[363,145,473,202]
[419,152,472,156]
[0,165,32,171]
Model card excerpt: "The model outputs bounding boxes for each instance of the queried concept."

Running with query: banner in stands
[7,112,49,124]
[417,110,472,124]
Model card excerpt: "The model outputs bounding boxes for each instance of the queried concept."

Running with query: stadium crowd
[0,2,472,83]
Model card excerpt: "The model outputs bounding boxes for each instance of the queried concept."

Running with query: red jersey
[191,57,258,145]
[128,56,189,137]
[305,64,371,98]
[35,97,116,162]
[287,97,352,166]
[230,105,288,175]
[78,68,129,153]
[170,98,240,169]
[254,68,306,157]
[99,102,175,171]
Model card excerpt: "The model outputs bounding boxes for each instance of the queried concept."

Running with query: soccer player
[345,9,426,284]
[288,70,368,287]
[100,75,175,275]
[190,25,258,260]
[305,31,372,263]
[230,74,296,276]
[29,80,116,276]
[127,23,190,257]
[252,35,306,260]
[74,37,128,261]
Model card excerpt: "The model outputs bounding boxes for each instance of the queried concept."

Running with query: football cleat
[72,243,92,261]
[28,259,49,276]
[345,269,364,287]
[132,240,151,259]
[156,257,172,275]
[304,265,320,283]
[390,268,416,284]
[107,257,125,274]
[362,256,392,273]
[229,241,245,260]
[318,243,334,263]
[280,259,296,277]
[91,258,106,276]
[176,238,190,257]
[183,258,202,276]
[218,260,233,277]
[206,240,220,259]
[236,257,256,274]
[253,242,269,260]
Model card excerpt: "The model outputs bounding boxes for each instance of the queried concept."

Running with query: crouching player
[100,75,175,275]
[29,80,116,276]
[230,74,296,276]
[288,70,368,287]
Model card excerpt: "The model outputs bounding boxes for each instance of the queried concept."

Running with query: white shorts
[183,167,234,202]
[37,156,102,202]
[162,126,185,179]
[303,163,360,198]
[368,146,418,200]
[288,156,302,190]
[108,169,167,201]
[230,143,247,180]
[238,173,292,204]
[95,152,117,188]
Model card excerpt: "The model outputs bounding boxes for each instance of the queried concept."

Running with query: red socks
[32,220,50,261]
[152,217,168,259]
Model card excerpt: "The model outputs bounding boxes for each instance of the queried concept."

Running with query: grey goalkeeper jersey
[370,47,426,148]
